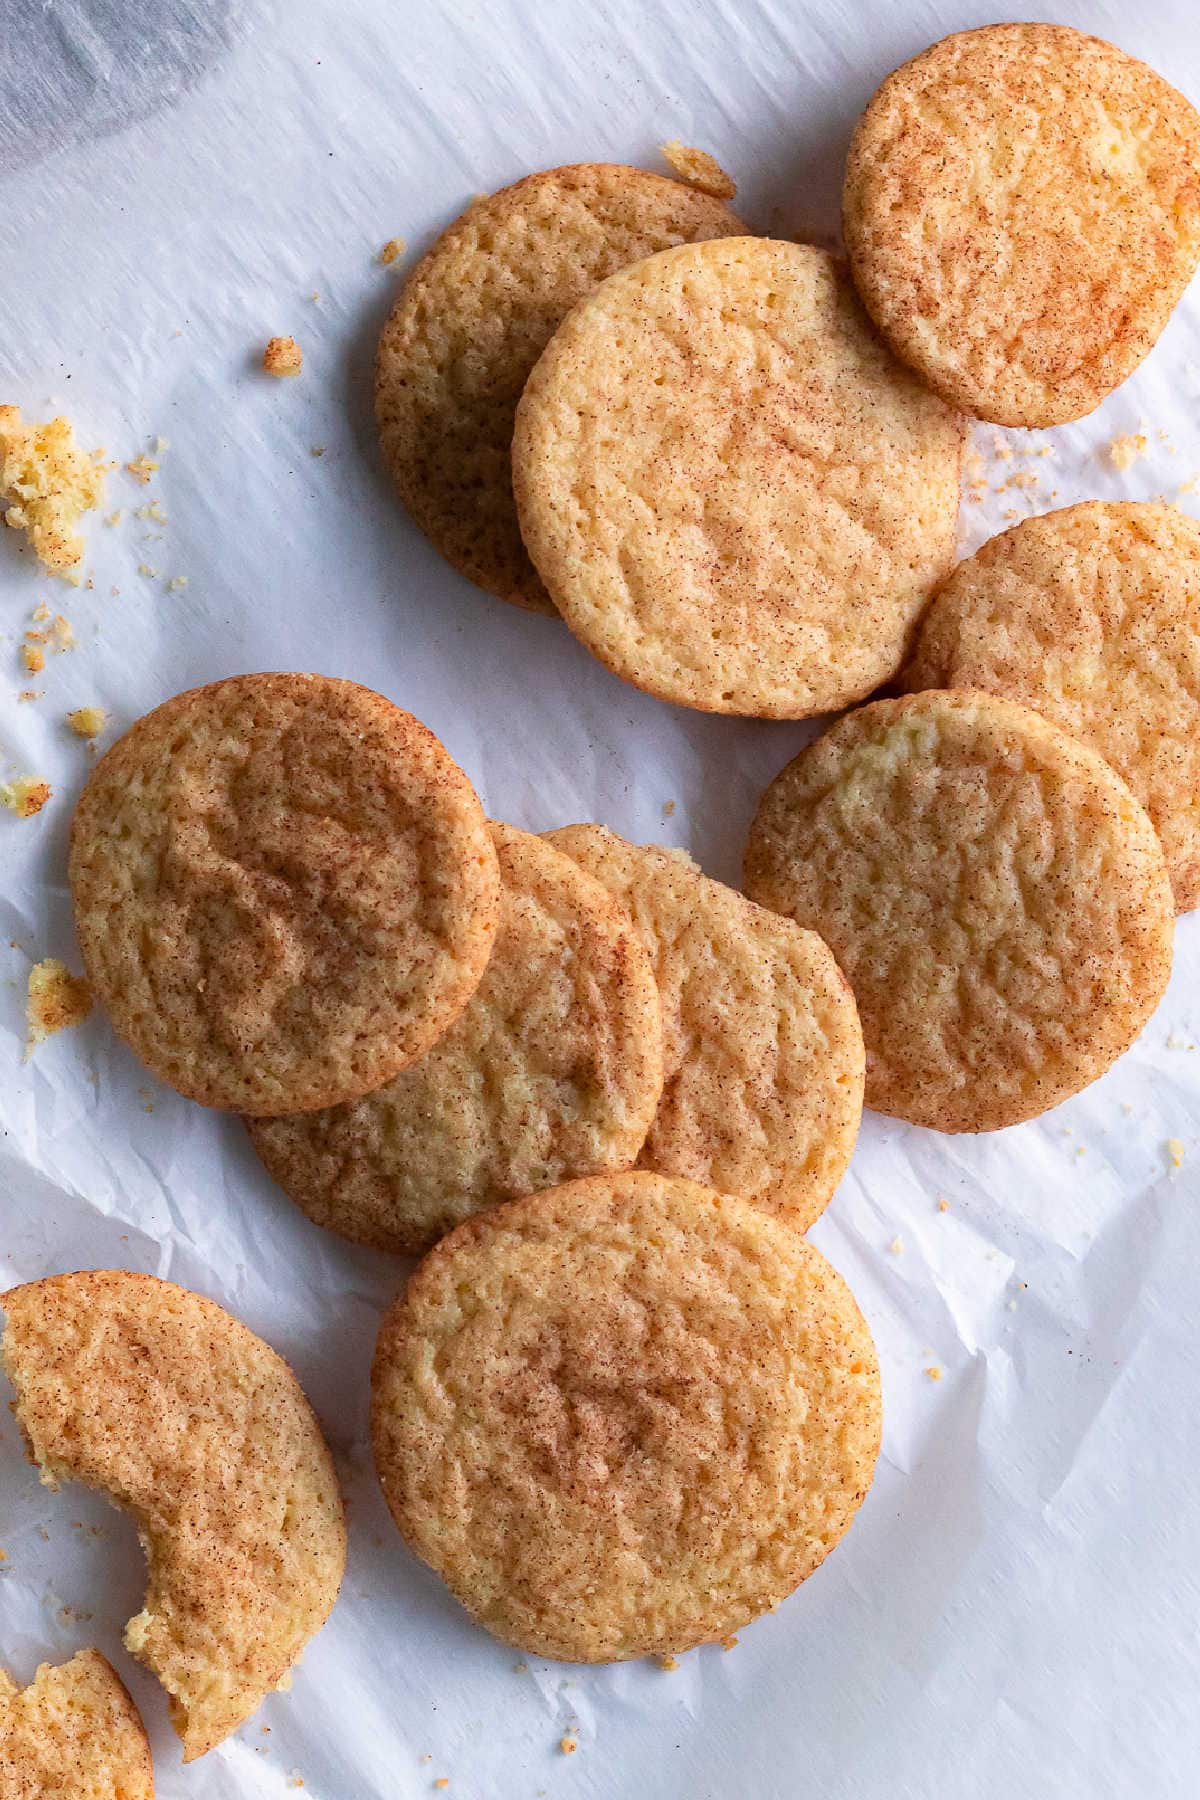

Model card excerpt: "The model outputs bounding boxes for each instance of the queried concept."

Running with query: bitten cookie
[547,825,863,1228]
[744,690,1174,1132]
[844,25,1200,425]
[371,1171,881,1662]
[904,502,1200,912]
[513,238,963,715]
[1,1271,346,1761]
[375,163,745,613]
[69,674,500,1114]
[0,1651,154,1799]
[247,823,665,1254]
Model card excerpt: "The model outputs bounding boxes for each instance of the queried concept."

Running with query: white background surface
[2,1,1199,1795]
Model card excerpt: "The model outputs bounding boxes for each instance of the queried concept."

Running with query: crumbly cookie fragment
[262,335,303,376]
[371,1172,881,1661]
[2,777,52,819]
[66,705,108,739]
[0,1650,154,1800]
[0,407,108,577]
[660,140,737,198]
[25,958,92,1054]
[745,690,1174,1130]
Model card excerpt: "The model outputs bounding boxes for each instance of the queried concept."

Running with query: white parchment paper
[2,1,1199,1795]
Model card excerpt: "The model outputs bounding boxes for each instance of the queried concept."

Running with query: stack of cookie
[6,20,1200,1776]
[40,665,880,1690]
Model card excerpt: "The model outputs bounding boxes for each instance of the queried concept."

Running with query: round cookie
[375,163,745,613]
[844,25,1200,425]
[513,237,964,716]
[370,1170,881,1662]
[1,1271,346,1762]
[547,824,863,1227]
[904,502,1200,912]
[69,674,500,1114]
[0,1651,154,1800]
[744,690,1174,1132]
[247,823,665,1255]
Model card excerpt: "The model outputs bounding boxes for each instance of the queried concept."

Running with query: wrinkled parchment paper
[2,1,1199,1794]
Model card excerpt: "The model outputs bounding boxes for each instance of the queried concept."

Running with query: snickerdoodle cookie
[0,1651,154,1799]
[905,502,1200,911]
[744,690,1174,1131]
[247,823,664,1254]
[547,825,862,1227]
[69,674,499,1114]
[513,237,963,715]
[1,1270,346,1761]
[370,1171,881,1661]
[844,25,1200,424]
[375,163,745,613]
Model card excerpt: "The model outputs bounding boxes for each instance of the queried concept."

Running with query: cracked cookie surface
[513,237,963,715]
[370,1171,881,1661]
[69,673,500,1113]
[248,823,664,1255]
[744,690,1174,1131]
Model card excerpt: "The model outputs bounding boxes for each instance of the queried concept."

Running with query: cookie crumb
[659,1654,679,1671]
[1108,432,1148,471]
[888,1235,904,1255]
[311,445,326,457]
[661,799,676,817]
[125,454,159,484]
[20,643,44,674]
[137,562,159,578]
[18,689,42,702]
[1167,1137,1185,1171]
[0,407,109,575]
[263,335,303,377]
[660,141,736,199]
[153,436,170,454]
[1,776,52,819]
[67,706,107,739]
[434,1781,449,1791]
[559,1737,577,1755]
[136,500,168,523]
[378,237,407,265]
[167,575,188,591]
[937,1197,949,1213]
[925,1365,943,1382]
[25,958,92,1055]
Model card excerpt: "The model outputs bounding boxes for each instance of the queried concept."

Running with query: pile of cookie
[5,19,1200,1785]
